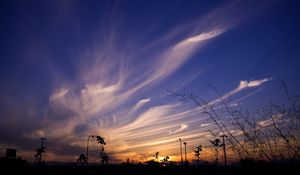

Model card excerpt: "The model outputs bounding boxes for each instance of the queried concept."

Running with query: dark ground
[0,158,299,175]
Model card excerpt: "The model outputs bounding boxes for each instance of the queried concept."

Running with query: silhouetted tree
[164,156,169,162]
[77,153,87,164]
[194,144,202,166]
[168,87,249,160]
[168,80,300,162]
[96,136,108,164]
[155,152,159,160]
[96,136,106,145]
[210,138,222,165]
[99,151,108,164]
[161,156,169,166]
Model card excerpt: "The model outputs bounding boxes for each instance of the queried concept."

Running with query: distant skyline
[0,0,300,163]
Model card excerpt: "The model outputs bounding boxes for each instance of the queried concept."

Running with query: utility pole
[38,138,47,163]
[220,135,227,166]
[183,142,187,163]
[179,138,183,164]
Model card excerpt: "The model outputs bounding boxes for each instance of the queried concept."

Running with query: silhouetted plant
[96,136,106,145]
[153,152,159,162]
[210,139,222,165]
[96,136,108,164]
[168,87,249,160]
[194,144,202,166]
[77,153,87,164]
[99,151,108,164]
[168,80,300,162]
[164,156,169,162]
[161,156,169,165]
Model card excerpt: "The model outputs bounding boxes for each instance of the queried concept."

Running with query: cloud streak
[169,124,188,134]
[206,78,273,106]
[0,1,275,163]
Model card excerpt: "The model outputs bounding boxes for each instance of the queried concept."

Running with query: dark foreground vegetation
[1,158,299,175]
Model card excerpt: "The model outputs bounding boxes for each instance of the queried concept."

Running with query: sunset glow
[0,0,299,164]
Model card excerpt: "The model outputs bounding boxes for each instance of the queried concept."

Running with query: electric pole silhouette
[35,138,47,164]
[183,142,187,163]
[179,138,183,164]
[220,135,227,166]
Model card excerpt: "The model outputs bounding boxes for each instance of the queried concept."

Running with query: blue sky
[0,0,300,163]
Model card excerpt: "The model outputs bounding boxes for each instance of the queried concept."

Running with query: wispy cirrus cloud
[169,124,188,134]
[49,87,69,101]
[44,12,230,156]
[207,78,273,106]
[138,29,225,88]
[129,98,151,114]
[1,1,274,163]
[238,78,272,89]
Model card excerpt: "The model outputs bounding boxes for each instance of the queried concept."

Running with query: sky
[0,0,300,163]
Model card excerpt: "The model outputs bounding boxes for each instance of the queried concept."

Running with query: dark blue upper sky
[0,0,299,162]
